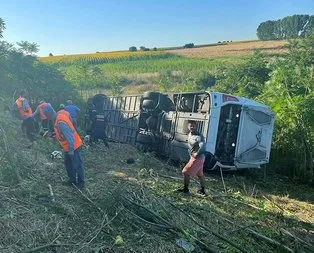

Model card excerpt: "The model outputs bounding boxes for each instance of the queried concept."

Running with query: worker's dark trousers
[41,119,54,132]
[22,117,35,141]
[72,118,78,130]
[64,149,84,187]
[91,129,109,147]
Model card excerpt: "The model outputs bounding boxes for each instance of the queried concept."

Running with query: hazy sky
[1,0,313,56]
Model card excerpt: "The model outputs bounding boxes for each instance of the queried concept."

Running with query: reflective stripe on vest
[54,110,82,152]
[38,102,49,120]
[15,97,32,118]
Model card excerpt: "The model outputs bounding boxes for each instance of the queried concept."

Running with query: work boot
[62,181,75,187]
[76,182,85,190]
[176,186,190,193]
[197,187,206,195]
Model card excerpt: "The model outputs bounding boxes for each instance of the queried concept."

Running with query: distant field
[38,51,170,65]
[39,40,287,65]
[168,40,287,58]
[96,55,246,75]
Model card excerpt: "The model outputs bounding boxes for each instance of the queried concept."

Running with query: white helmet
[50,150,63,159]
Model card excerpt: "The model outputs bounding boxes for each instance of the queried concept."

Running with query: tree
[129,46,137,52]
[183,43,194,48]
[0,41,14,58]
[0,18,6,38]
[257,15,314,40]
[49,53,53,56]
[257,20,277,40]
[139,46,149,51]
[16,41,39,55]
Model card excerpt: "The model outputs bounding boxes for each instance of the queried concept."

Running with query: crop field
[168,40,287,58]
[96,56,246,75]
[38,40,287,66]
[38,51,173,65]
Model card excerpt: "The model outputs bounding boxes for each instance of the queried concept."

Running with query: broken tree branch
[168,202,249,253]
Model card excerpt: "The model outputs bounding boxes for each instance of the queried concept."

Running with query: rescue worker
[177,120,206,195]
[32,100,54,132]
[15,90,35,141]
[65,100,80,130]
[87,107,109,147]
[52,108,85,188]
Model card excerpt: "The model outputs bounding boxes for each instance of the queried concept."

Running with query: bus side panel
[104,95,142,144]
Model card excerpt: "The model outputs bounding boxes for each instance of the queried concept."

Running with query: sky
[1,0,314,56]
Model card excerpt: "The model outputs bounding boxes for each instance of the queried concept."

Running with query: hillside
[1,103,313,252]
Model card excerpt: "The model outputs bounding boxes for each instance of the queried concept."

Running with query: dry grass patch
[169,40,287,58]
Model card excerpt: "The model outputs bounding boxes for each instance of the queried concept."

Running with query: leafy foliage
[260,35,314,181]
[0,17,5,38]
[257,14,314,40]
[0,42,78,108]
[183,43,195,48]
[16,40,40,55]
[215,51,271,98]
[129,46,137,52]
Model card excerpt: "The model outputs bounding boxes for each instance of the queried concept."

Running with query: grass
[0,103,313,252]
[62,55,247,77]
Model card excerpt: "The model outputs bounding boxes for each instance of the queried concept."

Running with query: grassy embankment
[0,92,313,252]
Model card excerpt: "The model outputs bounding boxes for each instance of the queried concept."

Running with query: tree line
[0,18,79,108]
[257,14,314,40]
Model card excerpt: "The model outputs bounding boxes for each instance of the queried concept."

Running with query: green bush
[129,46,137,52]
[183,43,194,48]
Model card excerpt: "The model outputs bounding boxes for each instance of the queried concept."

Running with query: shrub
[129,46,137,52]
[183,43,194,49]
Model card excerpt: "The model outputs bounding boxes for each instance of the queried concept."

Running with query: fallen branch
[280,228,314,250]
[262,195,284,213]
[180,229,219,253]
[24,235,68,253]
[25,243,77,253]
[168,202,249,253]
[123,196,218,252]
[124,208,171,229]
[73,184,105,214]
[48,184,55,202]
[220,167,227,193]
[87,209,122,244]
[122,195,172,226]
[195,204,294,253]
[75,209,123,253]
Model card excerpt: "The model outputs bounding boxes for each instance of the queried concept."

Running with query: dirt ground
[168,40,287,58]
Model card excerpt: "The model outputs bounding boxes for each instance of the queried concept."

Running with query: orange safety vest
[15,96,33,118]
[54,110,82,152]
[37,102,49,120]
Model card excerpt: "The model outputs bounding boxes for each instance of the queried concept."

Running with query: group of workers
[15,90,206,195]
[15,90,107,189]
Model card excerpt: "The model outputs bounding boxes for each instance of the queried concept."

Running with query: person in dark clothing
[15,90,36,141]
[65,100,80,130]
[87,108,109,147]
[32,100,54,133]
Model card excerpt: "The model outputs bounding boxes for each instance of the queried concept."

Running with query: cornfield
[38,51,176,66]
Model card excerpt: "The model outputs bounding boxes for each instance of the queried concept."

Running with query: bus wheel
[204,153,217,171]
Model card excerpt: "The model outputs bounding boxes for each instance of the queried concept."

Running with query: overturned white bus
[85,91,275,171]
